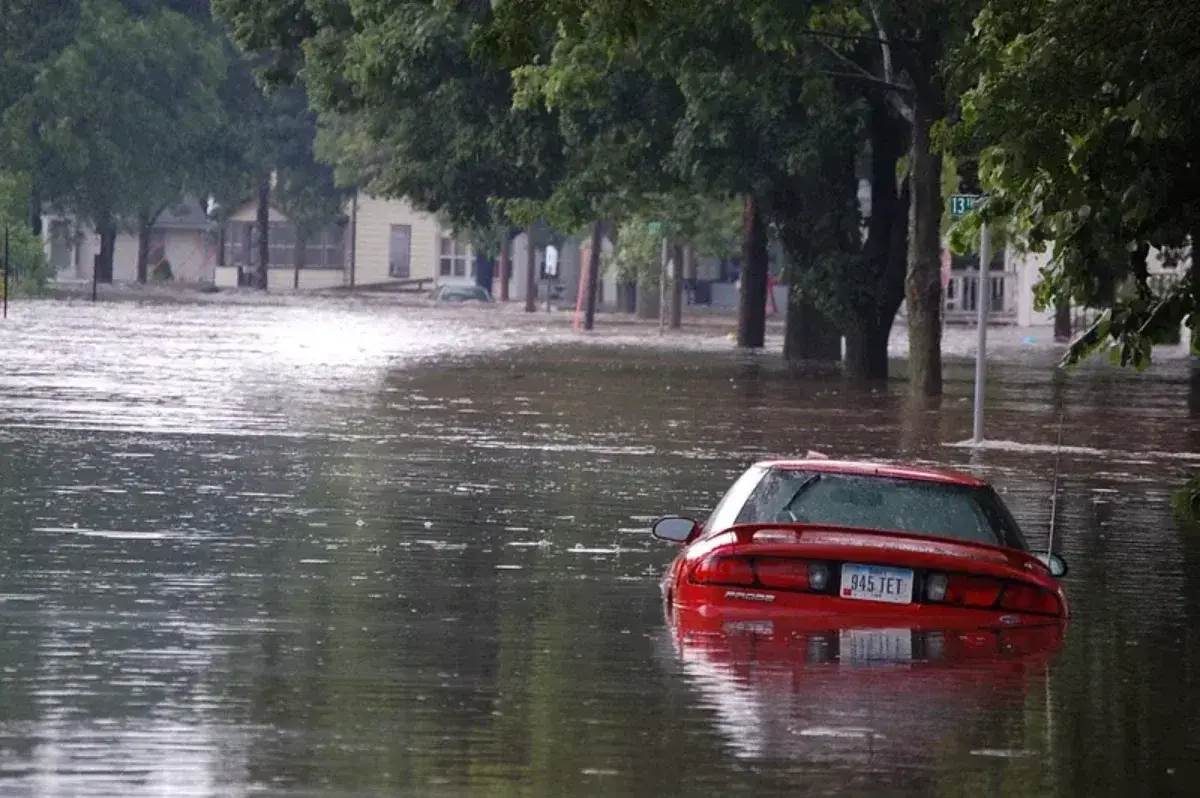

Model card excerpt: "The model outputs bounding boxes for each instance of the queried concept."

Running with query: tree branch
[818,69,914,96]
[869,3,895,86]
[798,27,920,47]
[814,39,914,121]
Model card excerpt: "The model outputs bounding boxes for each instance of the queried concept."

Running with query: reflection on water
[666,608,1061,779]
[1,299,1199,796]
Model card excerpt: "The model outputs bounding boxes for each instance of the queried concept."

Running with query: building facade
[43,200,219,284]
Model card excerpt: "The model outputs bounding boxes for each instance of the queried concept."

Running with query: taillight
[689,555,831,593]
[691,555,755,586]
[999,583,1062,616]
[925,572,1003,607]
[944,574,1004,608]
[924,572,1061,617]
[756,558,810,590]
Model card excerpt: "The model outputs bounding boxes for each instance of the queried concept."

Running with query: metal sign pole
[972,219,991,443]
[2,226,9,319]
[658,236,667,334]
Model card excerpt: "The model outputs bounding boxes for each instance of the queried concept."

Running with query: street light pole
[972,218,991,443]
[2,226,9,320]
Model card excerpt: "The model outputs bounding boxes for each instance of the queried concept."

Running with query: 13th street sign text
[950,193,979,220]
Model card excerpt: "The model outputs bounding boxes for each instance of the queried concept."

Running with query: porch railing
[903,270,1019,325]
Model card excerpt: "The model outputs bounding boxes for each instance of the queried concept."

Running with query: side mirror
[652,516,698,543]
[1036,552,1069,578]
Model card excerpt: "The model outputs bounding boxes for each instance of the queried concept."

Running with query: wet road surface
[1,298,1199,797]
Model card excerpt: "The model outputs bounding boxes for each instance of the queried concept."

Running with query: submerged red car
[652,458,1069,626]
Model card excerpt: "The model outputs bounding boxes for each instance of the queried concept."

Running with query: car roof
[754,459,987,488]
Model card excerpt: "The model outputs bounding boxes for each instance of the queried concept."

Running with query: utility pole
[2,226,9,319]
[658,236,668,334]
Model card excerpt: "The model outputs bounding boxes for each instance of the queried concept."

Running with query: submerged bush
[0,226,51,296]
[150,258,173,282]
[1172,474,1200,523]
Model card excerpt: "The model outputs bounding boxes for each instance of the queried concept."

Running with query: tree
[490,0,917,376]
[0,170,51,292]
[21,0,225,283]
[946,0,1200,368]
[215,0,574,303]
[0,0,83,235]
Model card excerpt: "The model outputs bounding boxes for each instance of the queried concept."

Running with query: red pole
[574,243,591,331]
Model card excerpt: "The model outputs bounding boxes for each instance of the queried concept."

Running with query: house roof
[153,199,214,231]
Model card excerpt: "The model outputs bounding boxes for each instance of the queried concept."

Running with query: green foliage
[0,1,80,125]
[150,258,173,282]
[1172,473,1200,524]
[1,171,50,291]
[610,216,662,287]
[19,0,225,231]
[946,0,1200,368]
[218,0,567,233]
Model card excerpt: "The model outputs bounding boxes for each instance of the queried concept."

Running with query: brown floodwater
[0,298,1198,797]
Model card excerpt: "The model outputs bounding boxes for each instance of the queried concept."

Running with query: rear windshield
[733,468,1028,550]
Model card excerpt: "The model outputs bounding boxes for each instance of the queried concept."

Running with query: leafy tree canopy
[945,0,1200,368]
[20,0,225,231]
[215,0,566,232]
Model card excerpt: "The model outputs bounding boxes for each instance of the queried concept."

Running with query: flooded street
[2,298,1199,797]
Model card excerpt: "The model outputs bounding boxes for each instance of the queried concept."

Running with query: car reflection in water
[663,604,1063,767]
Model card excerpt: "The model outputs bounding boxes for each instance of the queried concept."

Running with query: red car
[652,458,1069,626]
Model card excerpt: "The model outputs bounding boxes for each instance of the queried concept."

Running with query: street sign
[545,245,558,278]
[949,194,979,220]
[648,221,662,232]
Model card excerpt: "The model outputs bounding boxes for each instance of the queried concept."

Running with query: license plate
[839,628,913,663]
[840,564,914,604]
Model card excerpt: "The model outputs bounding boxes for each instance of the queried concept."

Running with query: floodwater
[1,298,1199,797]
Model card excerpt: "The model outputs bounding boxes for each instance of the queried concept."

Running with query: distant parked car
[431,284,492,303]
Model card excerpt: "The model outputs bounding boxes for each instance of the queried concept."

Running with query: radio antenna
[1047,411,1065,555]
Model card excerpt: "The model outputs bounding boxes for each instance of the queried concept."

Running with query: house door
[389,224,411,278]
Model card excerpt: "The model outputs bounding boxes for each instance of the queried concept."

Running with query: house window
[224,221,251,267]
[267,222,294,269]
[389,225,412,278]
[303,225,345,269]
[225,220,345,269]
[439,235,470,277]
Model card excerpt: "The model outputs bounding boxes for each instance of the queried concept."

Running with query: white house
[43,200,219,284]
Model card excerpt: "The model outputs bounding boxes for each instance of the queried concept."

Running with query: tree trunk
[670,242,684,329]
[255,178,270,290]
[583,221,603,330]
[474,252,494,292]
[1054,298,1072,341]
[96,221,116,283]
[784,284,841,362]
[843,95,908,382]
[617,282,636,313]
[28,120,42,238]
[636,284,660,320]
[845,320,891,381]
[524,227,537,312]
[294,235,305,289]
[498,233,511,301]
[29,183,41,238]
[136,212,152,284]
[738,193,768,348]
[905,97,945,397]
